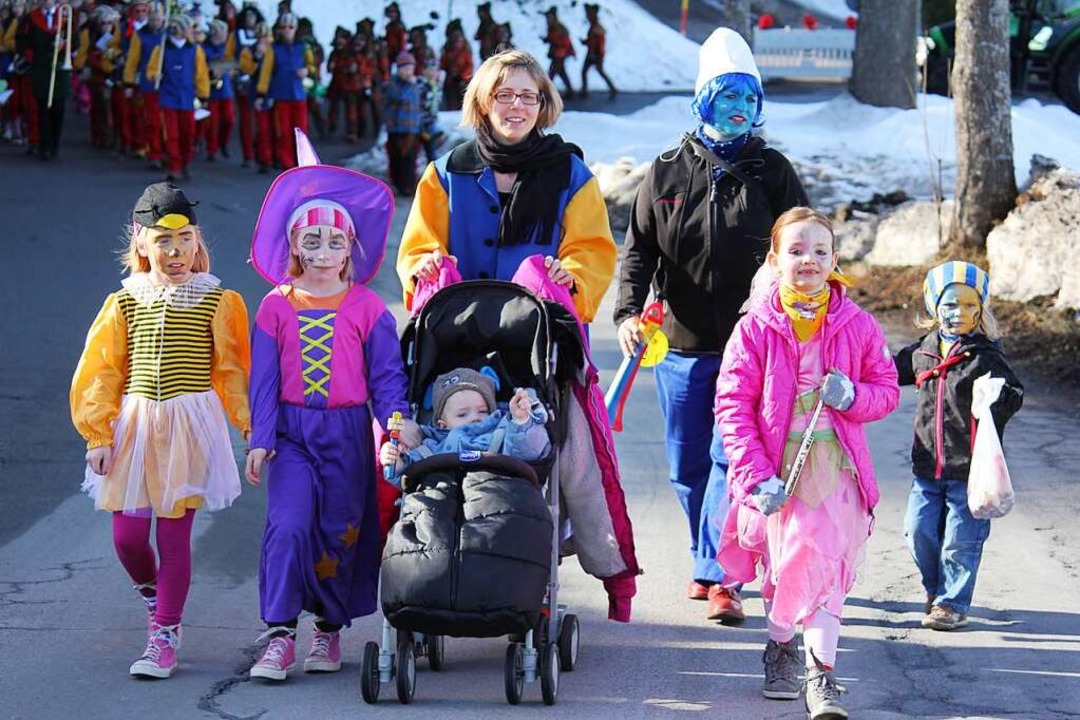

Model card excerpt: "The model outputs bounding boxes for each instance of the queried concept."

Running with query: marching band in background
[0,0,616,183]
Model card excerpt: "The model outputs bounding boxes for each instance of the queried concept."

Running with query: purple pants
[259,403,381,626]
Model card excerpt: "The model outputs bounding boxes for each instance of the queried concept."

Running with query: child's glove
[750,476,788,516]
[821,370,855,411]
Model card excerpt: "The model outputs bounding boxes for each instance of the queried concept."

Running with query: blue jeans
[904,476,991,614]
[654,351,730,584]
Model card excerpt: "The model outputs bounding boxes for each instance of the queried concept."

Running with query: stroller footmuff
[381,453,554,638]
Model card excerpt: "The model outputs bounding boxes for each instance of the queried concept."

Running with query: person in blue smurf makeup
[614,27,808,625]
[379,366,550,479]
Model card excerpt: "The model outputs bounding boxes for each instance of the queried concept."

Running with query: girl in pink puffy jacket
[714,207,899,719]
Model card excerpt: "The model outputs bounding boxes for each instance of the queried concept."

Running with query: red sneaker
[686,581,712,600]
[706,585,746,623]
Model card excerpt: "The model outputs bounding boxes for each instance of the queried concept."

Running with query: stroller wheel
[424,634,445,671]
[360,641,380,704]
[504,642,524,705]
[395,633,416,704]
[540,642,560,705]
[557,614,580,671]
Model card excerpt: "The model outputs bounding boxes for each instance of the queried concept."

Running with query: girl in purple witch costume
[245,130,416,682]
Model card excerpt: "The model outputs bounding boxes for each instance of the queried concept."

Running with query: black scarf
[473,125,582,247]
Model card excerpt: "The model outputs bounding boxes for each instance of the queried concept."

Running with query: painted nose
[167,246,181,257]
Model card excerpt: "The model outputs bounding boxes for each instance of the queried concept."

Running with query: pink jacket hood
[714,281,900,510]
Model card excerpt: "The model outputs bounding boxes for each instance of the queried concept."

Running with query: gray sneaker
[762,638,801,700]
[805,661,848,719]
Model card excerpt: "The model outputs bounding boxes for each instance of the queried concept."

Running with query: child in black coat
[894,261,1024,631]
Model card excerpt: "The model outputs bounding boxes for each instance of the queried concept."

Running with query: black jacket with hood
[895,332,1024,482]
[614,133,808,353]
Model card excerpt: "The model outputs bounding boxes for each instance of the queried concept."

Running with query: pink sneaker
[129,624,180,679]
[250,630,296,681]
[303,628,342,673]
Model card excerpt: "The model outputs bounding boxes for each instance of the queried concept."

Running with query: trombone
[47,3,75,109]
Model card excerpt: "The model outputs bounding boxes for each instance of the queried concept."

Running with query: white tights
[764,600,842,669]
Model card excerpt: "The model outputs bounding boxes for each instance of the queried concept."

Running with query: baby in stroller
[379,366,550,479]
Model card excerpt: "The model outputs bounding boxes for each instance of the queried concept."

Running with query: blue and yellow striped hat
[923,261,991,315]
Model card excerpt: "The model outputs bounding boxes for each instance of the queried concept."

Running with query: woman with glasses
[396,48,615,325]
[395,49,640,625]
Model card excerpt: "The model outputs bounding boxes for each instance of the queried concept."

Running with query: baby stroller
[360,279,583,706]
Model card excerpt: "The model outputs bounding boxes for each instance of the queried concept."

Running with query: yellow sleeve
[238,47,252,75]
[225,33,236,60]
[256,45,274,95]
[3,22,17,53]
[70,294,129,450]
[74,28,89,70]
[195,45,210,98]
[396,162,451,311]
[145,44,161,81]
[123,31,142,85]
[305,46,315,76]
[558,176,617,323]
[210,290,252,434]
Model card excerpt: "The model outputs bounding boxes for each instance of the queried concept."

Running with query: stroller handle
[400,452,540,493]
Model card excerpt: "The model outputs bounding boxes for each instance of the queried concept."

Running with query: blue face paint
[691,73,763,140]
[709,88,759,139]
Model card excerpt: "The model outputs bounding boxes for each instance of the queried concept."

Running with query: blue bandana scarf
[694,128,749,183]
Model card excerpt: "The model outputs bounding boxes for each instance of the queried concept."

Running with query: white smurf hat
[694,27,761,95]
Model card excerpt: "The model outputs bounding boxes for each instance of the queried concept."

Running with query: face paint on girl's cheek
[936,284,983,336]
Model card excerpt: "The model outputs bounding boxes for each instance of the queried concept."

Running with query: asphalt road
[2,107,1079,720]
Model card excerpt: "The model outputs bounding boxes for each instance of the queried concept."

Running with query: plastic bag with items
[967,373,1015,519]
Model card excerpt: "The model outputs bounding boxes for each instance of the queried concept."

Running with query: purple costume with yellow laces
[249,130,408,626]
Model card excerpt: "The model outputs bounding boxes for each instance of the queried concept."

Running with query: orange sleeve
[70,294,129,449]
[210,290,252,434]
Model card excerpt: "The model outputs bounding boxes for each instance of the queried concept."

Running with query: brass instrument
[47,3,75,108]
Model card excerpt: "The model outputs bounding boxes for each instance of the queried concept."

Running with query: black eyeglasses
[493,90,543,106]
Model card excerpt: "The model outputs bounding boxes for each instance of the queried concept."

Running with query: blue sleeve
[501,416,551,462]
[364,309,410,423]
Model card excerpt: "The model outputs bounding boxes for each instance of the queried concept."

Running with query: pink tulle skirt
[718,436,871,632]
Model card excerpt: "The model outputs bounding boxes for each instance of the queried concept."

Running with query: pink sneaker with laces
[129,624,180,679]
[250,630,296,681]
[303,628,342,673]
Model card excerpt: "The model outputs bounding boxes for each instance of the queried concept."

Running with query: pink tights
[765,600,842,669]
[112,510,195,627]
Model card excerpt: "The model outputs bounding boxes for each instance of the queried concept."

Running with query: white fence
[751,28,856,80]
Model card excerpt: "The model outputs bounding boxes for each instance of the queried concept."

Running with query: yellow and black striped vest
[118,287,224,401]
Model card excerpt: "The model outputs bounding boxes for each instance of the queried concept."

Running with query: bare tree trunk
[849,0,918,108]
[951,0,1016,250]
[716,0,752,44]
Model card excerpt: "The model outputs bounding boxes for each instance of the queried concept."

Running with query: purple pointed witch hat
[250,128,395,285]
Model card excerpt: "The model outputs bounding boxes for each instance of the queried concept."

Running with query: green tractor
[922,0,1080,113]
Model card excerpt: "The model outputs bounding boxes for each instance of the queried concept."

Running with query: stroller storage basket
[381,453,554,638]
